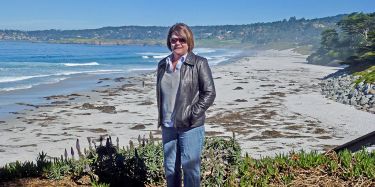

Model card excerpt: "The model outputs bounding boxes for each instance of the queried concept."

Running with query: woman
[156,23,216,187]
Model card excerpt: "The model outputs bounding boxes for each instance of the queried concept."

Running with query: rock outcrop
[320,70,375,113]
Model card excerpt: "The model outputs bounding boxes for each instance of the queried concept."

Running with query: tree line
[307,12,375,66]
[0,14,344,48]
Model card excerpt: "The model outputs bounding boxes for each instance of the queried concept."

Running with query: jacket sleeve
[156,65,159,108]
[191,58,216,119]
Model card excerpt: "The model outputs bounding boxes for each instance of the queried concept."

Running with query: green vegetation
[195,38,246,48]
[49,38,164,46]
[0,14,344,50]
[308,12,375,67]
[1,133,374,186]
[353,65,375,85]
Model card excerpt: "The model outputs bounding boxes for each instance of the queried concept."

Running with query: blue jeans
[162,125,205,187]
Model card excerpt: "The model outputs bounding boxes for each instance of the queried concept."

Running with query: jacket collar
[184,52,196,65]
[159,52,196,68]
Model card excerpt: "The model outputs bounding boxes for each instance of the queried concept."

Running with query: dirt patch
[259,96,273,100]
[234,99,248,102]
[259,101,273,105]
[114,77,126,82]
[261,130,284,138]
[130,124,146,130]
[76,113,91,115]
[316,136,332,139]
[50,101,69,105]
[19,144,37,148]
[207,111,242,124]
[260,84,276,87]
[321,144,338,151]
[82,103,116,113]
[205,131,224,136]
[268,92,286,97]
[247,135,268,140]
[291,88,302,93]
[235,81,249,83]
[258,110,277,120]
[285,135,311,139]
[284,125,305,130]
[313,128,327,134]
[233,87,244,90]
[306,123,318,127]
[0,176,91,187]
[138,101,154,105]
[248,119,265,125]
[88,128,108,133]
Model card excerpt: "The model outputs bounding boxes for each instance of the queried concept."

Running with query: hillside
[0,14,345,49]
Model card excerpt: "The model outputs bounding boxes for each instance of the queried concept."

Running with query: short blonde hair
[167,23,194,52]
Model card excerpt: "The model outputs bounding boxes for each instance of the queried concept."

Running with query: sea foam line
[194,48,216,54]
[63,62,99,67]
[138,52,169,59]
[0,85,33,92]
[0,77,67,92]
[127,68,155,72]
[0,70,124,83]
[0,75,50,83]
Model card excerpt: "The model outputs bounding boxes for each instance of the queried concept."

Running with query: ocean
[0,41,241,118]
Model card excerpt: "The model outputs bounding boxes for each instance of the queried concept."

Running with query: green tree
[338,12,375,43]
[321,29,339,49]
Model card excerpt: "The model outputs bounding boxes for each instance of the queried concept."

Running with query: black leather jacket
[156,52,216,128]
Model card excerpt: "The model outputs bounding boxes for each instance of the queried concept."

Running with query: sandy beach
[1,49,374,166]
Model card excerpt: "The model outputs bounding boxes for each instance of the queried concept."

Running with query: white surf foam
[63,62,99,67]
[138,52,169,59]
[194,48,216,54]
[0,75,50,83]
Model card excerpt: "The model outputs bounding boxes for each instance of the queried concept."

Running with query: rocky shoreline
[320,69,375,114]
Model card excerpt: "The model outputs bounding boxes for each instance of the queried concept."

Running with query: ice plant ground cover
[0,133,374,186]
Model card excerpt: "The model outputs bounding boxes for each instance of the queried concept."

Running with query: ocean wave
[127,68,156,72]
[153,55,168,59]
[63,62,100,67]
[138,52,169,59]
[0,75,50,83]
[0,77,68,92]
[54,69,123,76]
[0,70,124,83]
[0,85,33,92]
[194,48,216,54]
[209,57,229,65]
[85,69,125,75]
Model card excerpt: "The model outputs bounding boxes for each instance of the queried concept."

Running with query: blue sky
[0,0,374,30]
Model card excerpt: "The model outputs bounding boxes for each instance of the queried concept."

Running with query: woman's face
[170,33,189,57]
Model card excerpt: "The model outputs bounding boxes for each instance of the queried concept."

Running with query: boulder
[359,96,369,105]
[350,97,357,105]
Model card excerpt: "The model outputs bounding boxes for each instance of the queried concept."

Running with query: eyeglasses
[170,38,187,44]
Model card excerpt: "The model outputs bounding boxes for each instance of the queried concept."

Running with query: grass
[353,65,375,84]
[0,134,374,186]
